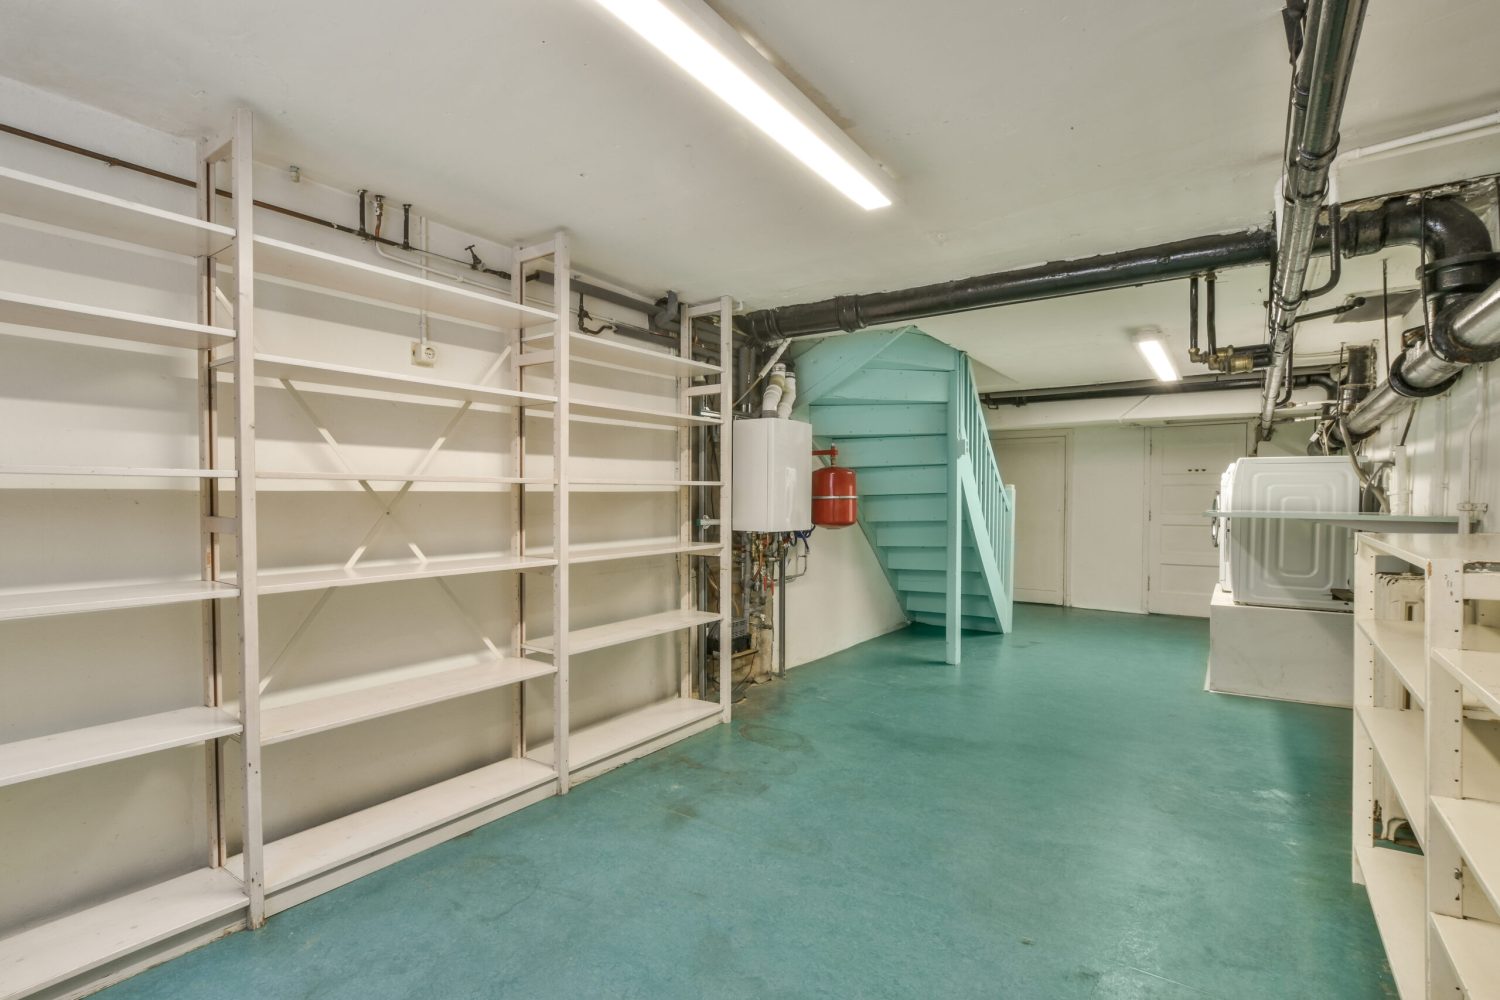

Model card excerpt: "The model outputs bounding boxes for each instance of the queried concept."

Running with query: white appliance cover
[1226,456,1359,611]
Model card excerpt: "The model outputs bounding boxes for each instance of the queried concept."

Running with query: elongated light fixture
[590,0,893,210]
[1133,327,1180,382]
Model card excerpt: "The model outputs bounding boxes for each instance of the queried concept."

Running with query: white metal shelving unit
[1352,532,1500,999]
[515,295,733,786]
[0,115,255,1000]
[0,110,736,996]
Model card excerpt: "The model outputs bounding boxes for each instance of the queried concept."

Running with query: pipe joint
[1422,251,1500,299]
[1386,347,1461,399]
[1428,310,1500,366]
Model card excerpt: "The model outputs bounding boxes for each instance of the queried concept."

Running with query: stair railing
[953,356,1015,626]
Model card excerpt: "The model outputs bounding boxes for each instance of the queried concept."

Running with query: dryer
[1222,456,1360,611]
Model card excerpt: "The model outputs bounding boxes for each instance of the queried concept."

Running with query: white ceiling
[2,0,1498,388]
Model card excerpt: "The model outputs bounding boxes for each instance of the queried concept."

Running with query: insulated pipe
[1342,276,1500,439]
[737,229,1275,342]
[1259,0,1369,438]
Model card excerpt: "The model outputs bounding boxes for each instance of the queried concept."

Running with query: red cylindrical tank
[812,450,858,527]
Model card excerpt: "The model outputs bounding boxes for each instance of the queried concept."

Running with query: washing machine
[1222,456,1360,611]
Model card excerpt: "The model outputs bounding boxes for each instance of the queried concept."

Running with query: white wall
[993,425,1150,614]
[782,523,906,669]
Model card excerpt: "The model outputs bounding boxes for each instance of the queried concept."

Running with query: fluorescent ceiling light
[591,0,893,210]
[1133,328,1180,382]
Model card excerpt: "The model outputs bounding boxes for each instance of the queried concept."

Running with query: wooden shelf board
[0,706,240,788]
[0,579,238,623]
[258,470,542,486]
[557,540,723,566]
[521,331,722,378]
[1358,619,1426,706]
[1357,705,1427,844]
[1432,914,1500,999]
[261,656,555,744]
[0,465,234,479]
[529,697,721,771]
[568,398,721,428]
[1433,647,1500,718]
[253,757,555,891]
[220,354,555,408]
[0,290,232,350]
[0,165,234,257]
[524,609,720,655]
[247,236,556,328]
[245,552,555,596]
[0,867,245,1000]
[1354,841,1425,1000]
[1432,796,1500,915]
[1360,532,1500,566]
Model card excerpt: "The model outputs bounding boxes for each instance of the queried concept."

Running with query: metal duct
[1342,277,1500,439]
[1259,0,1369,439]
[737,229,1275,342]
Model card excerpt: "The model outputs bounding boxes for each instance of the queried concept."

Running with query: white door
[1148,424,1246,617]
[994,434,1066,605]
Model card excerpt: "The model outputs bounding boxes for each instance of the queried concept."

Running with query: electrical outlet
[410,341,437,367]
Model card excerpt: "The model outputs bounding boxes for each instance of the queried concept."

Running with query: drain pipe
[1259,0,1370,440]
[1321,195,1500,442]
[737,229,1274,342]
[1341,277,1500,440]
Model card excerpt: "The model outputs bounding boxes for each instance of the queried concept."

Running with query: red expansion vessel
[812,446,857,528]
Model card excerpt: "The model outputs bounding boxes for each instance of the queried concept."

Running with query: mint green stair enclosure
[791,327,1015,664]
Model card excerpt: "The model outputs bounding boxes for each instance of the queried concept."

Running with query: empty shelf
[0,165,234,257]
[1357,705,1426,844]
[254,757,555,891]
[530,697,721,771]
[0,867,245,1000]
[1358,619,1426,705]
[1432,914,1500,999]
[249,552,555,596]
[0,290,233,350]
[521,331,722,378]
[565,540,723,566]
[0,465,233,479]
[1354,842,1424,1000]
[261,655,556,744]
[1433,647,1500,717]
[524,609,721,655]
[247,236,556,328]
[1432,796,1500,911]
[219,354,556,408]
[568,479,720,492]
[258,471,541,486]
[569,398,721,427]
[0,706,240,788]
[0,579,238,623]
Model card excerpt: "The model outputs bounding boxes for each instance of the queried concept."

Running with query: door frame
[991,428,1071,607]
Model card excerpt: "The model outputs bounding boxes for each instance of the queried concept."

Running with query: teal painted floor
[99,606,1393,999]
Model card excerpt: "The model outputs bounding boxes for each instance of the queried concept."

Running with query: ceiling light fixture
[589,0,893,210]
[1133,328,1180,382]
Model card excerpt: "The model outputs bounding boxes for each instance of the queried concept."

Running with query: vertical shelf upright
[206,106,267,928]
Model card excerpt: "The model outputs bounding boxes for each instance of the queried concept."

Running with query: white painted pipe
[1460,365,1489,534]
[776,372,797,419]
[1329,109,1500,205]
[760,363,787,416]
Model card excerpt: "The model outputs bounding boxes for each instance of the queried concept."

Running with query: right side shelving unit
[1353,532,1500,999]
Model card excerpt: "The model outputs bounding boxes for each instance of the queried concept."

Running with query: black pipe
[1206,272,1218,355]
[738,228,1276,342]
[1294,295,1365,323]
[1189,275,1200,356]
[982,367,1336,407]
